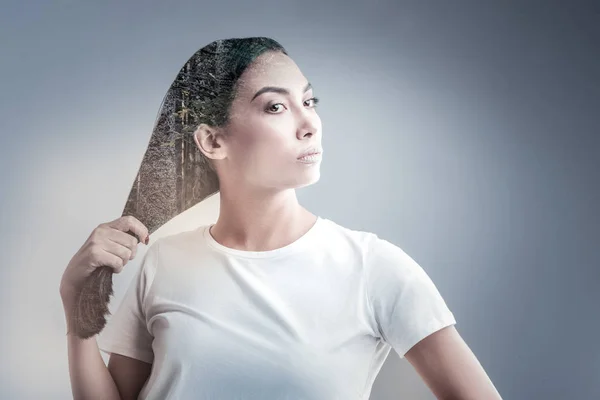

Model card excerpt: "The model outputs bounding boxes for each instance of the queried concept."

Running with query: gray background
[1,1,599,399]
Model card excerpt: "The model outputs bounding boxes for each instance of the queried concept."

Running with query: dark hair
[181,37,287,127]
[69,37,289,339]
[161,37,289,172]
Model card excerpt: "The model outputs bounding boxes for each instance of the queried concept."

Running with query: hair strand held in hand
[70,266,114,339]
[68,37,288,339]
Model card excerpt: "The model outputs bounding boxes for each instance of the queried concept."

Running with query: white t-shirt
[97,216,456,399]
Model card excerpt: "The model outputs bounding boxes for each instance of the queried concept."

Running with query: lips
[297,148,323,159]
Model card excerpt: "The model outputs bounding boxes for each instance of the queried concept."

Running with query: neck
[210,184,317,252]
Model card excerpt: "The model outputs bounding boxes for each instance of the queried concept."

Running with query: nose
[296,109,321,140]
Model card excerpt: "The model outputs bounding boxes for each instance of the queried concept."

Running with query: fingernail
[145,235,150,245]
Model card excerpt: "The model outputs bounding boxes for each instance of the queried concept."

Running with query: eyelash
[265,97,320,113]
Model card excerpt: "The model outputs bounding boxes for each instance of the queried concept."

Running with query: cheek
[236,121,290,158]
[228,111,300,170]
[230,118,262,150]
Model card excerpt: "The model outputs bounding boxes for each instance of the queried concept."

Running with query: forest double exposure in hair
[71,37,289,338]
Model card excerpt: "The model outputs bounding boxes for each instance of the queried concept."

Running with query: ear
[193,123,227,161]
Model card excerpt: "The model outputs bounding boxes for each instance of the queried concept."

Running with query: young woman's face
[213,51,323,192]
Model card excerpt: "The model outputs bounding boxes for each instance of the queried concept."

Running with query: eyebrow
[251,82,312,102]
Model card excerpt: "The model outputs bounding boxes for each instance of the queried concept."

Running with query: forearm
[62,295,122,400]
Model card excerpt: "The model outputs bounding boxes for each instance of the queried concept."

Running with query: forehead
[235,52,307,95]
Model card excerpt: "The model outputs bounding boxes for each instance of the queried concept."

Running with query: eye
[266,103,285,113]
[265,97,320,114]
[305,97,320,108]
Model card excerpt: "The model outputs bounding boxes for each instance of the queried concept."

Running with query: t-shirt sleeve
[364,234,456,359]
[96,240,160,364]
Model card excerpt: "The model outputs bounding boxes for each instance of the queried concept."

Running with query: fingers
[94,216,150,265]
[97,245,130,273]
[104,215,150,244]
[106,229,142,260]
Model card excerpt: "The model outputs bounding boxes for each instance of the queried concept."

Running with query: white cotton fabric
[97,216,456,400]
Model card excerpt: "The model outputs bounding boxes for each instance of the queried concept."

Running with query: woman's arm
[62,291,123,400]
[404,325,502,400]
[62,290,152,400]
[108,353,152,400]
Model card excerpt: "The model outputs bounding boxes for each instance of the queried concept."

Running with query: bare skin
[60,216,150,400]
[60,50,501,399]
[195,51,502,398]
[405,326,503,399]
[59,51,323,400]
[193,51,323,252]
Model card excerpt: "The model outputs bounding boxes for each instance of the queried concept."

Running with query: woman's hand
[59,216,149,306]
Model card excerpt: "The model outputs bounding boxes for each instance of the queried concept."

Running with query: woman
[59,37,502,399]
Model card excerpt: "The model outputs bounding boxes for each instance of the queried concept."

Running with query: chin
[293,171,321,189]
[263,165,321,191]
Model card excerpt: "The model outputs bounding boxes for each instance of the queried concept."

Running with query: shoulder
[340,225,432,291]
[317,218,419,274]
[138,226,208,277]
[320,218,414,267]
[158,225,206,243]
[153,225,208,252]
[317,217,376,253]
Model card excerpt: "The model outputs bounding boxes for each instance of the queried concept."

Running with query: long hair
[70,37,289,339]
